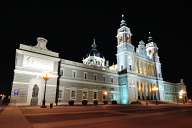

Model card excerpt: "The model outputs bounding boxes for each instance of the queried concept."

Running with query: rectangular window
[84,72,87,79]
[110,94,114,100]
[94,74,97,80]
[71,90,76,100]
[72,70,76,78]
[59,90,62,98]
[82,91,88,100]
[103,75,106,82]
[93,92,97,100]
[110,88,114,91]
[60,69,64,76]
[111,78,113,83]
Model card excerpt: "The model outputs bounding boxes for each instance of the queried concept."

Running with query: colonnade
[136,81,159,100]
[135,60,155,77]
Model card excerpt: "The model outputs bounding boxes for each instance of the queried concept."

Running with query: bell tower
[116,14,134,72]
[146,32,162,79]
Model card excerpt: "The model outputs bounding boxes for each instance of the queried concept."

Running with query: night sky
[0,1,191,97]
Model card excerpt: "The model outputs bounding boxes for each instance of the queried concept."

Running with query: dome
[83,38,106,69]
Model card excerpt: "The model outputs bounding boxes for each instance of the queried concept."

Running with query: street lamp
[179,89,186,104]
[103,90,108,100]
[152,86,159,105]
[103,91,108,96]
[103,91,108,104]
[41,73,49,108]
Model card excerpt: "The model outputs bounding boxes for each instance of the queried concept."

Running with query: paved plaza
[1,103,192,128]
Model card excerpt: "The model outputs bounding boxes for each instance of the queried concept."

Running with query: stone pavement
[0,103,191,128]
[0,105,32,128]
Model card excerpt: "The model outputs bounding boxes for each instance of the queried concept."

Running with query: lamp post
[152,86,158,105]
[103,91,108,99]
[103,91,108,104]
[179,89,186,104]
[41,73,49,108]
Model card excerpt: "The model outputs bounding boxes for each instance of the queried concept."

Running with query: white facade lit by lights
[11,15,187,105]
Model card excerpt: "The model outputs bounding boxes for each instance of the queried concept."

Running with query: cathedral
[11,15,187,105]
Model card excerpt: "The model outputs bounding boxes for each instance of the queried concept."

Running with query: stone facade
[10,15,187,105]
[58,59,119,105]
[11,38,60,105]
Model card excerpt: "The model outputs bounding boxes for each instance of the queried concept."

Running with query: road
[21,104,192,128]
[1,104,192,128]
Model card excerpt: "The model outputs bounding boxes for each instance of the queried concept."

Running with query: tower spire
[120,14,127,27]
[148,32,153,42]
[91,38,96,49]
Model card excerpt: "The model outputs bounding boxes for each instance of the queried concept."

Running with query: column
[148,83,151,100]
[137,61,140,73]
[150,65,152,76]
[141,62,144,75]
[145,82,148,100]
[151,84,153,100]
[152,84,155,100]
[140,82,143,100]
[155,85,159,100]
[144,62,147,75]
[139,61,142,74]
[142,82,145,100]
[137,81,140,100]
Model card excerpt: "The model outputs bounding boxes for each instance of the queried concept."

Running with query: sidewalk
[0,105,32,128]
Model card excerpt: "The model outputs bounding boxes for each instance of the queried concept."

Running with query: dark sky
[0,1,191,97]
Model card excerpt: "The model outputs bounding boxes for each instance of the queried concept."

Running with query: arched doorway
[30,84,39,105]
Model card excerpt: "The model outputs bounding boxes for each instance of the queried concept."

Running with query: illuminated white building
[11,15,187,105]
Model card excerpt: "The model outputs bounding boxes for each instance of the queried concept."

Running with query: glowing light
[103,91,108,96]
[179,89,186,96]
[179,95,183,99]
[42,72,49,81]
[152,86,158,91]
